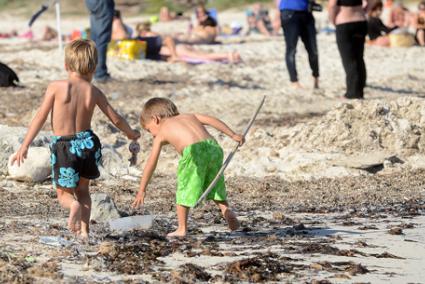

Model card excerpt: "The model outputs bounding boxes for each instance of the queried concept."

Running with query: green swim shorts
[176,139,227,208]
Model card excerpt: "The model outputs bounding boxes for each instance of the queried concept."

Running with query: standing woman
[280,0,320,89]
[328,0,368,99]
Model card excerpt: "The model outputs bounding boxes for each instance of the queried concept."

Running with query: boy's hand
[127,129,141,140]
[132,191,145,208]
[11,146,28,167]
[232,134,245,146]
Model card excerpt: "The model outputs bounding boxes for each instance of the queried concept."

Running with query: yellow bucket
[107,40,147,60]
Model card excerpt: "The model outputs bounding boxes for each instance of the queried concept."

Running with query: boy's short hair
[140,97,179,126]
[64,39,98,76]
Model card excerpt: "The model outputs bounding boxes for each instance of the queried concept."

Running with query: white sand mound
[289,97,425,155]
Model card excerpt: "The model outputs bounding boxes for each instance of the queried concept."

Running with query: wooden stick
[194,96,266,208]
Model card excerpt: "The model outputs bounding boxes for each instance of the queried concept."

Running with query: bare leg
[162,36,179,62]
[373,36,391,47]
[214,201,240,231]
[313,77,319,89]
[256,20,271,36]
[56,187,81,234]
[167,205,189,238]
[176,45,241,63]
[75,178,91,240]
[417,30,425,46]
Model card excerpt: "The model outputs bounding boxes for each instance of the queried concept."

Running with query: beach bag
[389,34,415,47]
[107,40,147,60]
[0,62,19,87]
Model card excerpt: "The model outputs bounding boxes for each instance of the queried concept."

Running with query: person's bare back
[158,114,212,154]
[50,78,97,136]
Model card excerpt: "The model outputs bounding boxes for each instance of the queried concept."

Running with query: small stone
[310,263,323,270]
[91,193,121,223]
[272,211,284,221]
[388,227,403,235]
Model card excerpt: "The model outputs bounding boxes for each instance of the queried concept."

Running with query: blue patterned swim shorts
[49,129,102,189]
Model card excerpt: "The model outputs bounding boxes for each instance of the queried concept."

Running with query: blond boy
[11,40,140,240]
[132,98,242,238]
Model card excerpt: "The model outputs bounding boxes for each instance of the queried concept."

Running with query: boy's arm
[194,114,245,145]
[11,84,55,166]
[132,136,163,208]
[95,88,140,140]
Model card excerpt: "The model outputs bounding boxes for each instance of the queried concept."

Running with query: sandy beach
[1,7,425,283]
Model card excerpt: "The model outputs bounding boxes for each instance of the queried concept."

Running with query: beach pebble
[388,227,403,235]
[99,145,128,178]
[8,147,51,183]
[90,193,121,223]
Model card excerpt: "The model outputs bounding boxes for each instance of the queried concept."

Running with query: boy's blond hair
[64,39,98,76]
[140,97,179,126]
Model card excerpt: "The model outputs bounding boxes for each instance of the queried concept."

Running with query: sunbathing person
[387,3,411,29]
[174,5,218,44]
[136,22,240,63]
[159,6,186,22]
[368,1,397,46]
[246,3,276,36]
[413,1,425,46]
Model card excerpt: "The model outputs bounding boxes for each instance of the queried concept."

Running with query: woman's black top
[337,0,362,6]
[367,17,396,40]
[200,16,217,27]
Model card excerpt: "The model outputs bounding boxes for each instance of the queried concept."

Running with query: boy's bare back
[49,78,98,136]
[48,77,127,138]
[157,114,212,153]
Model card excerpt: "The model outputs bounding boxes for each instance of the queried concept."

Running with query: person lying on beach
[135,22,241,63]
[413,1,425,46]
[132,97,243,238]
[11,39,140,240]
[174,5,218,45]
[367,1,398,46]
[159,6,187,22]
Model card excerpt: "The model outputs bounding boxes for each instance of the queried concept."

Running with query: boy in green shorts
[132,97,243,238]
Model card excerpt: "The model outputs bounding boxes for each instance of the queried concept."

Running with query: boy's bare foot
[68,200,82,234]
[167,229,187,239]
[224,209,240,231]
[80,231,89,242]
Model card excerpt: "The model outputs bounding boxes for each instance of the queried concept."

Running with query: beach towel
[0,62,19,87]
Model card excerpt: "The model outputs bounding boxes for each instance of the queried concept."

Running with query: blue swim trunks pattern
[50,129,102,189]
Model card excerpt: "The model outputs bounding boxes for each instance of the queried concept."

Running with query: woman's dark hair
[368,0,383,16]
[114,10,121,19]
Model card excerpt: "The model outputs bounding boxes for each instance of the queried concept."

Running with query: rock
[99,145,128,178]
[8,147,51,182]
[0,124,50,176]
[98,241,118,257]
[90,193,121,223]
[388,227,403,235]
[272,211,284,221]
